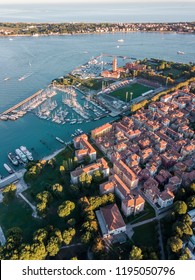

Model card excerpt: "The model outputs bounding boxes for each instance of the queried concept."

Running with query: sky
[0,0,195,3]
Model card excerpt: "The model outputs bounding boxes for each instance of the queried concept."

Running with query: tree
[51,183,63,197]
[173,201,187,215]
[179,248,191,260]
[81,231,92,245]
[187,195,195,209]
[25,164,42,182]
[129,246,143,260]
[93,170,103,183]
[2,184,17,203]
[46,237,60,257]
[62,160,68,171]
[181,214,192,226]
[29,242,47,260]
[36,191,53,217]
[62,228,76,245]
[167,236,183,253]
[59,165,65,176]
[36,191,53,204]
[92,238,105,255]
[79,172,92,188]
[6,227,23,249]
[172,221,193,238]
[57,200,75,218]
[188,183,195,195]
[47,158,56,169]
[82,220,98,233]
[33,228,48,243]
[73,157,78,168]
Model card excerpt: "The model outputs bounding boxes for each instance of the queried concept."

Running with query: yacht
[15,148,28,163]
[20,146,33,161]
[8,153,19,166]
[4,163,13,174]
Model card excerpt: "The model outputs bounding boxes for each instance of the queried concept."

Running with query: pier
[0,89,43,116]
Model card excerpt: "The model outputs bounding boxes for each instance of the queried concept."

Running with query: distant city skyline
[1,0,195,4]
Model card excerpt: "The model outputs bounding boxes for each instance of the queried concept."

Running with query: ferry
[15,148,28,163]
[55,137,64,144]
[3,163,13,174]
[20,146,33,161]
[8,153,19,166]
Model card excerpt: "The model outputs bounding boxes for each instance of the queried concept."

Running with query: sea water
[0,31,195,176]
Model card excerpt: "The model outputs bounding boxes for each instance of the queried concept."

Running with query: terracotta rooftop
[114,160,137,181]
[111,174,131,198]
[100,203,126,231]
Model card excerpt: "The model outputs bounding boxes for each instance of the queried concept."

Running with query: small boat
[8,152,19,166]
[118,39,124,42]
[55,137,64,144]
[18,73,32,81]
[4,163,13,174]
[4,77,10,81]
[177,51,185,55]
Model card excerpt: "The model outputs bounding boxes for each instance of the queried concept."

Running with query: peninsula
[0,22,194,37]
[0,55,195,261]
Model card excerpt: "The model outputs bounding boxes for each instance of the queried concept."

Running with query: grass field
[132,222,158,248]
[0,196,44,242]
[163,68,183,79]
[110,83,153,102]
[0,146,76,242]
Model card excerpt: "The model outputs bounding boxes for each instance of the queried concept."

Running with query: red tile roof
[100,203,126,231]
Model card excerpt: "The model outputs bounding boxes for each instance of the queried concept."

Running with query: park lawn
[163,68,183,79]
[0,196,44,242]
[132,221,158,248]
[24,145,74,201]
[110,83,153,102]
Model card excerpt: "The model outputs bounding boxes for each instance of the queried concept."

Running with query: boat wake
[18,73,33,81]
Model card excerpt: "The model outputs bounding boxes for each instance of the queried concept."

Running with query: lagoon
[0,32,195,176]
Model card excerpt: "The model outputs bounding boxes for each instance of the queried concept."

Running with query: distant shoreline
[0,21,194,37]
[0,30,193,39]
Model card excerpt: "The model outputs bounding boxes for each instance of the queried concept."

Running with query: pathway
[0,226,6,246]
[18,193,38,218]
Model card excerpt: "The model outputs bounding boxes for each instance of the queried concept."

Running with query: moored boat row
[6,146,33,172]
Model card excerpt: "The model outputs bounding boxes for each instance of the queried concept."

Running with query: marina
[0,31,194,177]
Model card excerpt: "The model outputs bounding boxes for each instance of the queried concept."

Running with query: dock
[0,89,43,116]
